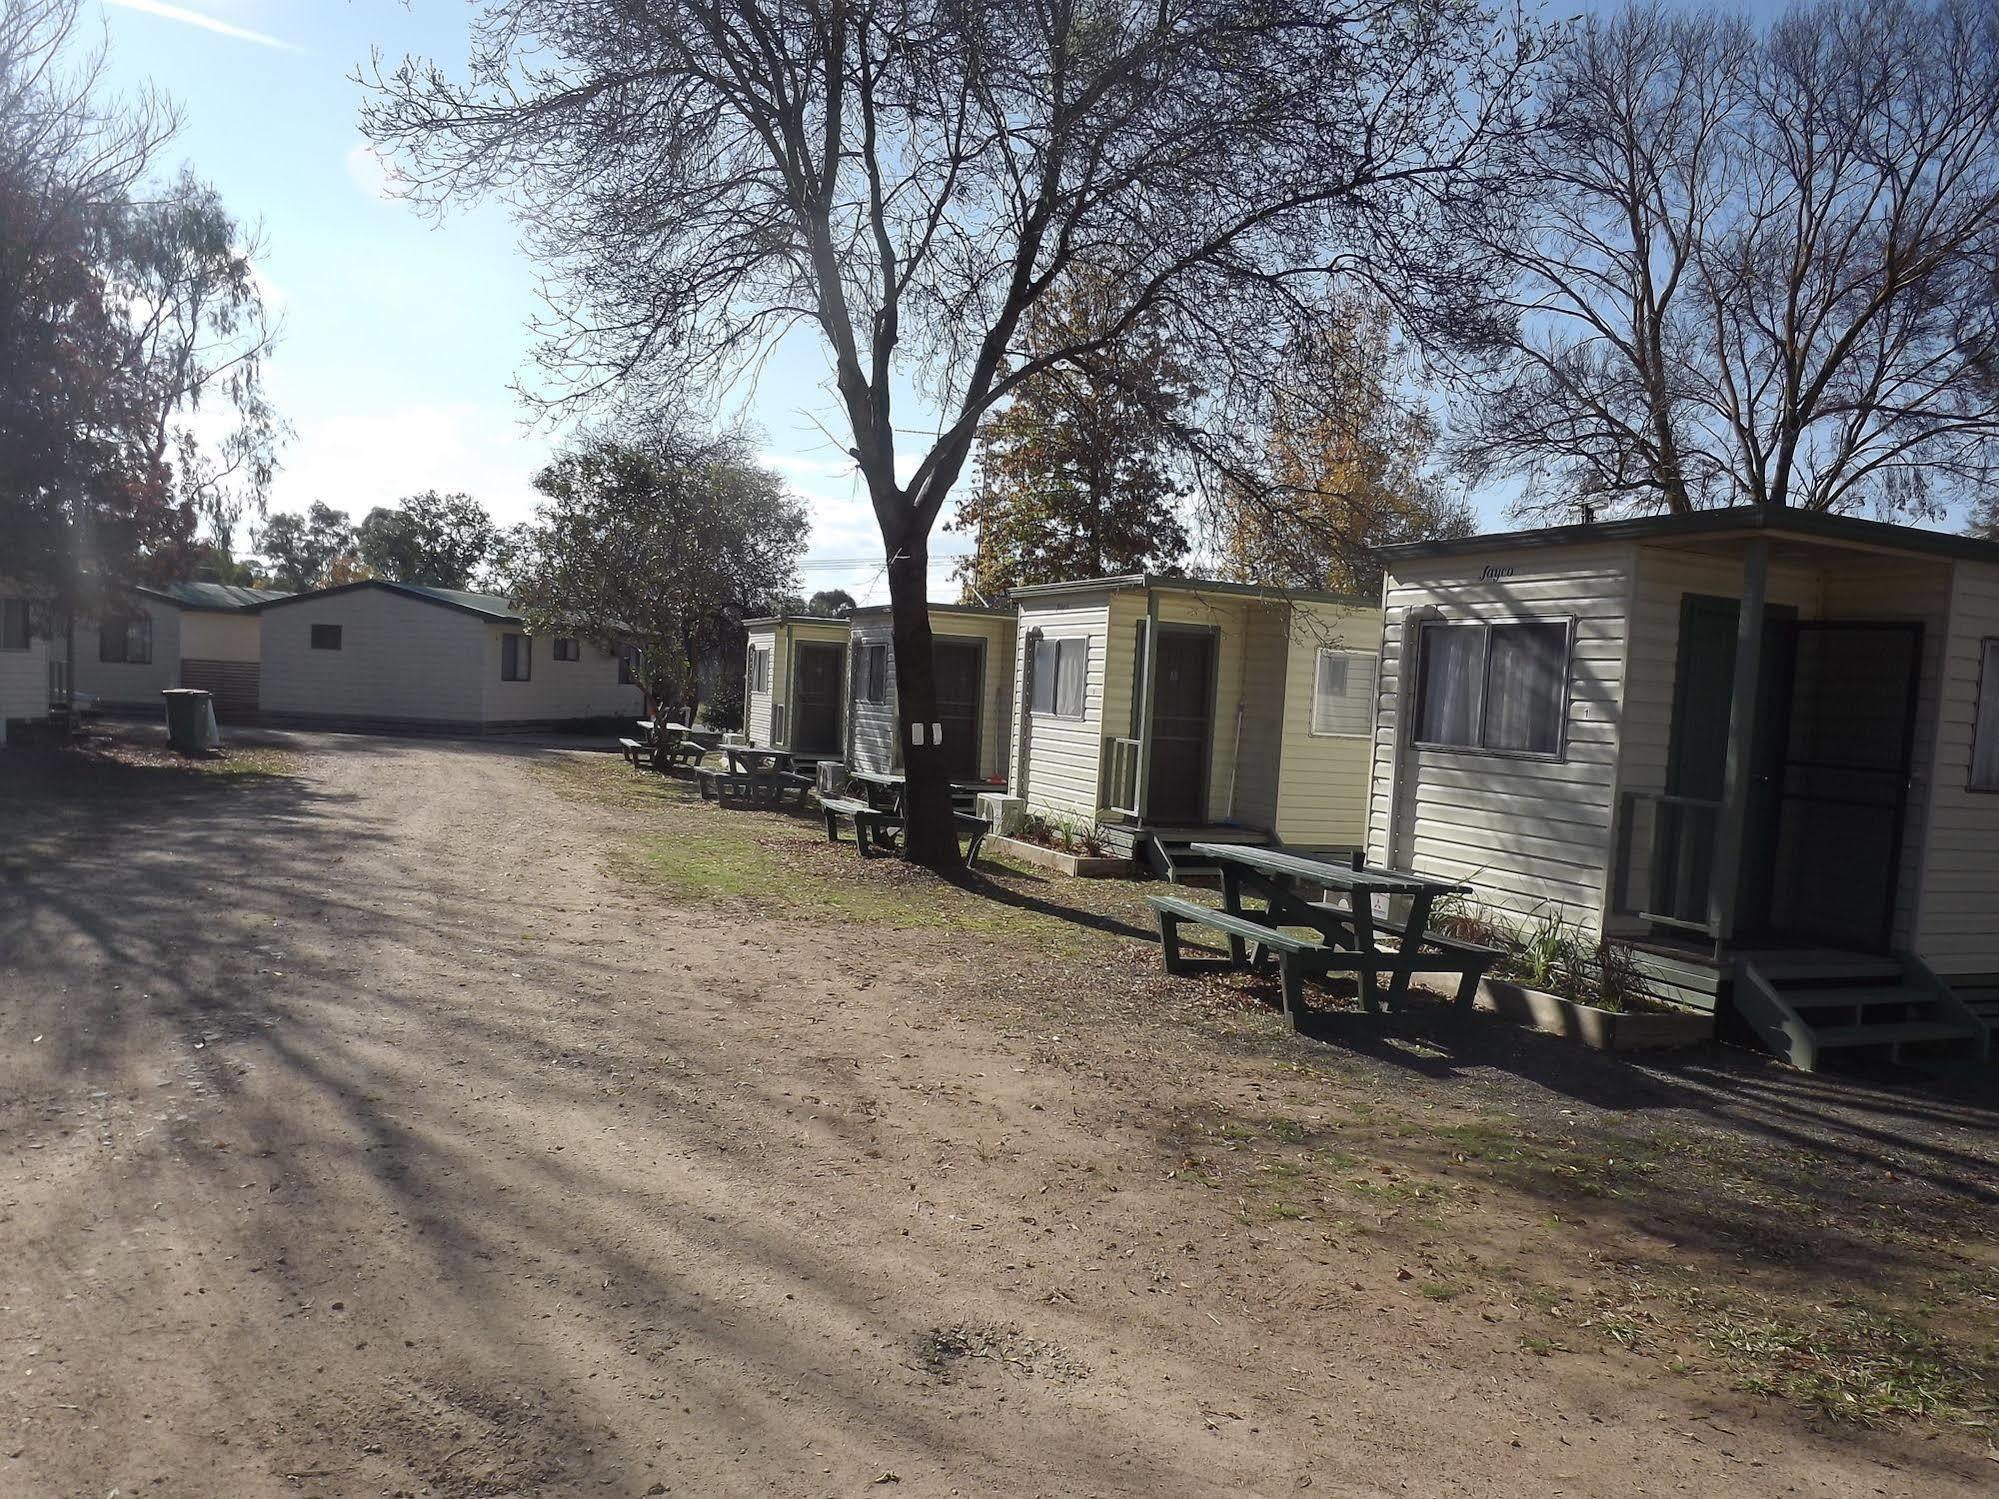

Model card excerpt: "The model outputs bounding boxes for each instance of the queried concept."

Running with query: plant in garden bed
[1436,897,1666,1014]
[1011,814,1108,859]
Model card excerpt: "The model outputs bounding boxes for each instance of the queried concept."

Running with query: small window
[552,637,579,662]
[501,632,532,681]
[861,643,888,704]
[100,613,152,664]
[749,646,771,695]
[1310,649,1376,737]
[309,623,342,651]
[1030,635,1088,719]
[1414,619,1569,757]
[1972,637,1999,792]
[618,645,639,685]
[0,597,28,651]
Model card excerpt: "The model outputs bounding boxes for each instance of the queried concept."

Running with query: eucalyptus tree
[362,0,1549,866]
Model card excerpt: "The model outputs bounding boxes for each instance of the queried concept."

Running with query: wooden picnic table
[843,767,992,814]
[1184,844,1482,1015]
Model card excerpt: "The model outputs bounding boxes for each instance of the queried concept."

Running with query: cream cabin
[845,603,1016,784]
[1371,507,1997,1068]
[252,580,641,734]
[1006,575,1381,875]
[73,582,288,720]
[741,613,850,754]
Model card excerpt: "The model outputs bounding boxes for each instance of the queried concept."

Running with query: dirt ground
[1,729,1994,1498]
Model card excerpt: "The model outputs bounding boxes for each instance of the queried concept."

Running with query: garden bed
[985,833,1134,878]
[1466,976,1713,1051]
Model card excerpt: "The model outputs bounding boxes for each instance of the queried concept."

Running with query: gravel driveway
[0,735,1988,1498]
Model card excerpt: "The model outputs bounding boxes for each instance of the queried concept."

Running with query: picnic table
[821,767,995,862]
[721,744,837,776]
[1146,845,1497,1026]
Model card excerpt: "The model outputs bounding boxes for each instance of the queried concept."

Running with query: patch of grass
[1419,1280,1468,1302]
[1692,1304,1992,1427]
[538,754,1130,954]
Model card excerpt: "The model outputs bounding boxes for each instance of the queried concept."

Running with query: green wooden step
[1780,986,1933,1011]
[1752,960,1904,984]
[1811,1020,1983,1049]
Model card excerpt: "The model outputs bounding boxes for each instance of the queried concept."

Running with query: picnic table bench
[695,765,813,808]
[619,736,650,767]
[1143,845,1497,1026]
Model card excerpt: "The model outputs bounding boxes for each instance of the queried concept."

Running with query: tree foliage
[362,0,1550,867]
[1222,294,1473,597]
[506,430,805,716]
[805,588,858,618]
[953,270,1190,599]
[1463,0,1999,521]
[356,490,498,588]
[254,502,357,593]
[0,0,281,647]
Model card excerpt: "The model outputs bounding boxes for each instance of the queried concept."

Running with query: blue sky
[94,0,928,601]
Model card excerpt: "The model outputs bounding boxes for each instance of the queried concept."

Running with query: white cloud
[344,143,402,203]
[104,0,301,52]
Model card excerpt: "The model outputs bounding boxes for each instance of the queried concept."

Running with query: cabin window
[501,632,532,681]
[1310,649,1377,737]
[1,598,28,651]
[310,624,342,651]
[749,646,771,694]
[99,613,152,664]
[1030,636,1088,719]
[1415,619,1569,758]
[861,643,888,704]
[1973,638,1999,792]
[552,637,579,662]
[618,645,639,684]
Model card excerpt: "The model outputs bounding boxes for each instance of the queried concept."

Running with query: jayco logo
[1479,564,1517,581]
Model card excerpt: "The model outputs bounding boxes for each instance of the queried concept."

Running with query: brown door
[932,640,983,782]
[1145,629,1215,824]
[791,641,845,753]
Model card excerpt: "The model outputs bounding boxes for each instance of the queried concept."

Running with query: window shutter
[1312,649,1376,736]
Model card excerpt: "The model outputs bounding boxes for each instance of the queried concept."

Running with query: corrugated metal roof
[141,582,292,612]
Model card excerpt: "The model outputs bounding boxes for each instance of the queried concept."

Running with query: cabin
[0,586,64,746]
[252,580,642,734]
[1370,506,1998,1068]
[845,603,1017,784]
[741,613,851,754]
[1006,575,1381,875]
[73,582,288,720]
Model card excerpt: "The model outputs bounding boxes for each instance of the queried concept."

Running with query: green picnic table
[1146,846,1498,1026]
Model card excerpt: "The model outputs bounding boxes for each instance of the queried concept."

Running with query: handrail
[1612,787,1723,936]
[1102,735,1140,817]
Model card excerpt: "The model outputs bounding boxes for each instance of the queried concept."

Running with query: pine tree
[952,272,1190,599]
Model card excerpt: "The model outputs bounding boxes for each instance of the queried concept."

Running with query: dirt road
[0,736,1989,1497]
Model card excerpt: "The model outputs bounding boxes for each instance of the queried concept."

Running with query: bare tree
[1463,0,1999,522]
[361,0,1549,867]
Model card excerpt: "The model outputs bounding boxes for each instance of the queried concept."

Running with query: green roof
[141,582,291,612]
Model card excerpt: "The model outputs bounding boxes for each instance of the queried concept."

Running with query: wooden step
[1780,986,1933,1011]
[1811,1020,1984,1050]
[1751,959,1904,984]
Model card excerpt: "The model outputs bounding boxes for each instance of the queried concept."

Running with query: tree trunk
[886,533,962,872]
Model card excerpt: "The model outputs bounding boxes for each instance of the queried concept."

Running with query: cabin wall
[260,588,488,726]
[745,626,778,744]
[1917,559,1999,977]
[848,613,1016,780]
[1367,545,1634,938]
[73,598,180,706]
[1224,604,1290,829]
[479,626,642,725]
[1013,593,1117,826]
[179,611,262,663]
[0,585,54,741]
[1274,601,1381,851]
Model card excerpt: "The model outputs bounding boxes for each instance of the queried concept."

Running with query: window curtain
[1054,639,1087,717]
[1416,624,1482,745]
[1313,649,1376,736]
[1483,623,1567,754]
[1974,639,1999,790]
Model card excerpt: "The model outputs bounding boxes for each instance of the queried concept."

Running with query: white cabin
[1370,507,1999,1053]
[73,582,287,720]
[253,580,642,734]
[741,613,850,753]
[1007,575,1382,867]
[845,603,1017,784]
[0,586,65,745]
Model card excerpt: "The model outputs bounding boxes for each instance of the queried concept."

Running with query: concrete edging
[1469,977,1714,1051]
[984,834,1134,879]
